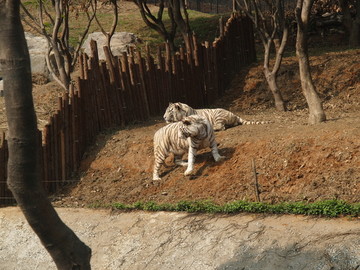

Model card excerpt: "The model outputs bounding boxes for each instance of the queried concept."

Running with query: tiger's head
[163,102,191,123]
[179,115,208,139]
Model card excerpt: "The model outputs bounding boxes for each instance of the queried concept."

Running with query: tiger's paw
[153,175,161,181]
[175,160,188,167]
[214,155,225,162]
[213,124,226,131]
[184,168,194,176]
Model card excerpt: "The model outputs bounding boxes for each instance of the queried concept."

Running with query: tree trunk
[349,21,360,47]
[349,0,360,47]
[162,32,177,53]
[170,0,193,53]
[340,0,360,47]
[264,69,286,111]
[135,0,178,54]
[262,29,288,112]
[52,42,70,90]
[0,0,92,269]
[239,0,288,112]
[295,0,326,124]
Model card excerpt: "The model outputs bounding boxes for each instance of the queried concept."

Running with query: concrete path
[0,207,359,270]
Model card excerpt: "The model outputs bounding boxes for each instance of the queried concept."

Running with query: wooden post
[219,17,224,38]
[43,125,51,191]
[90,39,100,67]
[71,91,80,169]
[252,158,261,202]
[120,53,136,122]
[49,117,57,191]
[157,46,167,109]
[37,130,44,188]
[82,54,89,80]
[79,54,85,79]
[0,132,5,201]
[145,43,157,115]
[185,33,193,65]
[60,96,66,181]
[165,42,174,102]
[137,51,150,119]
[128,49,143,120]
[165,42,172,73]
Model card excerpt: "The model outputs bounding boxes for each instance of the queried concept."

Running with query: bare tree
[237,0,288,111]
[295,0,326,124]
[92,0,119,56]
[133,0,178,52]
[0,0,92,268]
[21,0,96,90]
[168,0,193,52]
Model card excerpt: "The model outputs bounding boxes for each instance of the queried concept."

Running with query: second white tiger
[153,114,224,181]
[163,102,268,131]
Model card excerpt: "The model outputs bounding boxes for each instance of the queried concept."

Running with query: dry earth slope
[51,49,360,207]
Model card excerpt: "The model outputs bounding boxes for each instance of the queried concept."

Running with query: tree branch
[272,26,288,74]
[72,0,96,67]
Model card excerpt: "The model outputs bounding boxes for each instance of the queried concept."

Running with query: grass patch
[107,199,360,218]
[21,1,226,51]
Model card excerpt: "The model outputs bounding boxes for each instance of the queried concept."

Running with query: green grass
[96,199,360,218]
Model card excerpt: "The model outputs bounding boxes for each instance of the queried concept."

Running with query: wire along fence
[0,13,256,205]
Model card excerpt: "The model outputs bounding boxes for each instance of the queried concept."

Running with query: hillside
[51,49,360,207]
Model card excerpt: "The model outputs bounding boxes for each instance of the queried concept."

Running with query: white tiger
[153,114,224,181]
[163,102,268,131]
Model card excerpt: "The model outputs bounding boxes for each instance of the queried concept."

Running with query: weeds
[106,199,360,218]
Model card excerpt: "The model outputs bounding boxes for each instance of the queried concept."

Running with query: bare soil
[48,49,360,207]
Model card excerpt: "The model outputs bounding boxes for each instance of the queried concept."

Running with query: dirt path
[1,207,360,270]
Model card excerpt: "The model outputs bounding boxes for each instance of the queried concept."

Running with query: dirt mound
[50,49,360,207]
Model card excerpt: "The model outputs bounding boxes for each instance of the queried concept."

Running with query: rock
[82,32,141,60]
[3,32,140,82]
[25,32,51,80]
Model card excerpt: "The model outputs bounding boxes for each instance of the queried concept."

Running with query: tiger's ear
[182,119,191,125]
[175,103,181,110]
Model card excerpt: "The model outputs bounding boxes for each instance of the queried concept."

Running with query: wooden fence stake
[252,158,261,202]
[219,16,224,37]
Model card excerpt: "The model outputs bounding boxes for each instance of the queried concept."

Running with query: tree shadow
[216,243,360,270]
[78,116,165,173]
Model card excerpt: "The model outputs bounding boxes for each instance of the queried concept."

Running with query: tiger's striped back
[196,108,267,131]
[163,102,268,131]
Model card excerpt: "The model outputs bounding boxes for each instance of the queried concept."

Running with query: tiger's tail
[237,116,269,125]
